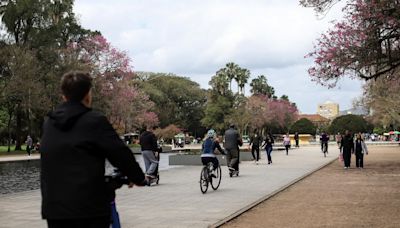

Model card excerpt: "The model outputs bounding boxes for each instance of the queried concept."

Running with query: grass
[0,145,28,155]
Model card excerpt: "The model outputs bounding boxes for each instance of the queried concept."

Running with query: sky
[73,0,364,114]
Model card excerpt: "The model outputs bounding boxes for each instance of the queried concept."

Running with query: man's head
[61,71,93,107]
[229,123,235,129]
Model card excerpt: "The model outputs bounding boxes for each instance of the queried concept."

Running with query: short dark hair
[61,71,92,102]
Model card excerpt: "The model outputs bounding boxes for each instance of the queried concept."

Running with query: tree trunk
[7,111,13,153]
[15,107,23,151]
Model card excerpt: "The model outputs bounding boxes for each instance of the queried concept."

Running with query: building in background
[317,101,339,120]
[297,114,330,129]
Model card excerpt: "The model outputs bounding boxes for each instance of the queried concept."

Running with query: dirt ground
[223,146,400,228]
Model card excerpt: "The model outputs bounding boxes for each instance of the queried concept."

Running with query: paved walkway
[0,146,338,228]
[0,154,40,163]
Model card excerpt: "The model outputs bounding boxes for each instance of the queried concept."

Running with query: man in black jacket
[224,124,243,174]
[40,71,146,228]
[340,130,354,169]
[139,126,159,178]
[248,129,262,164]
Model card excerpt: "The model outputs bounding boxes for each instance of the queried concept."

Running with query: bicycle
[199,162,222,194]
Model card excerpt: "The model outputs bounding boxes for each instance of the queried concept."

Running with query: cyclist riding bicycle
[320,132,329,155]
[201,129,225,176]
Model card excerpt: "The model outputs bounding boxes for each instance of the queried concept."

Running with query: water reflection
[0,153,175,195]
[0,160,41,194]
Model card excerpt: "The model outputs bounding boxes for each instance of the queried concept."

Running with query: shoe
[344,167,348,169]
[146,174,156,179]
[210,173,216,178]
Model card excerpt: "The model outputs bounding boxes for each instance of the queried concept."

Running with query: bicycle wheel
[211,165,222,190]
[200,166,209,194]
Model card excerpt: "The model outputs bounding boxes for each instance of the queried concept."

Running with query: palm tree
[209,70,229,95]
[250,75,275,97]
[237,68,250,95]
[225,62,239,92]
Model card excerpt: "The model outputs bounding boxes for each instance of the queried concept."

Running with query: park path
[224,145,400,228]
[0,146,338,228]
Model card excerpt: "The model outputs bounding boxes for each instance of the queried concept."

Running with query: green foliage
[137,72,207,136]
[373,126,385,135]
[328,114,373,134]
[250,75,275,97]
[290,118,317,135]
[201,91,234,133]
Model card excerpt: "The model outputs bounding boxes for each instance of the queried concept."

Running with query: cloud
[74,0,361,114]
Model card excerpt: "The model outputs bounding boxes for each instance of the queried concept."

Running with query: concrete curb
[209,156,338,228]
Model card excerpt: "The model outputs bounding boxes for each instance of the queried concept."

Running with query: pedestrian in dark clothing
[320,132,329,154]
[294,132,299,148]
[249,129,263,164]
[262,133,274,164]
[340,130,354,169]
[354,133,368,168]
[224,124,242,175]
[40,71,146,228]
[139,126,159,178]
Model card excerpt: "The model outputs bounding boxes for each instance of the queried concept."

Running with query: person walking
[340,130,354,169]
[26,135,33,156]
[40,71,147,228]
[139,126,159,179]
[262,132,274,164]
[249,129,263,164]
[224,124,242,175]
[354,133,368,168]
[294,132,299,148]
[283,133,291,155]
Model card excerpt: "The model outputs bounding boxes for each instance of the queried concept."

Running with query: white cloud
[74,0,361,113]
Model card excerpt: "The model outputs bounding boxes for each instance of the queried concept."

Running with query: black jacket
[224,128,242,150]
[340,134,354,154]
[40,101,145,220]
[139,131,158,151]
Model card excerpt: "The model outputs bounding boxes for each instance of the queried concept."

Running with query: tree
[246,95,269,134]
[209,70,230,96]
[0,45,43,150]
[0,0,93,150]
[328,114,372,134]
[362,75,400,130]
[225,62,239,91]
[280,95,289,101]
[136,72,206,136]
[154,124,181,143]
[226,95,251,135]
[300,0,341,14]
[201,91,234,133]
[290,118,317,135]
[250,75,275,97]
[74,35,157,133]
[237,68,250,95]
[305,0,400,87]
[266,99,299,134]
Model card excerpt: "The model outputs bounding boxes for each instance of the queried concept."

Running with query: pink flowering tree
[69,35,158,133]
[306,0,400,87]
[266,98,299,133]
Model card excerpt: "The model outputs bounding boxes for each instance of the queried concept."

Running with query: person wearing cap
[201,129,225,171]
[224,124,243,174]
